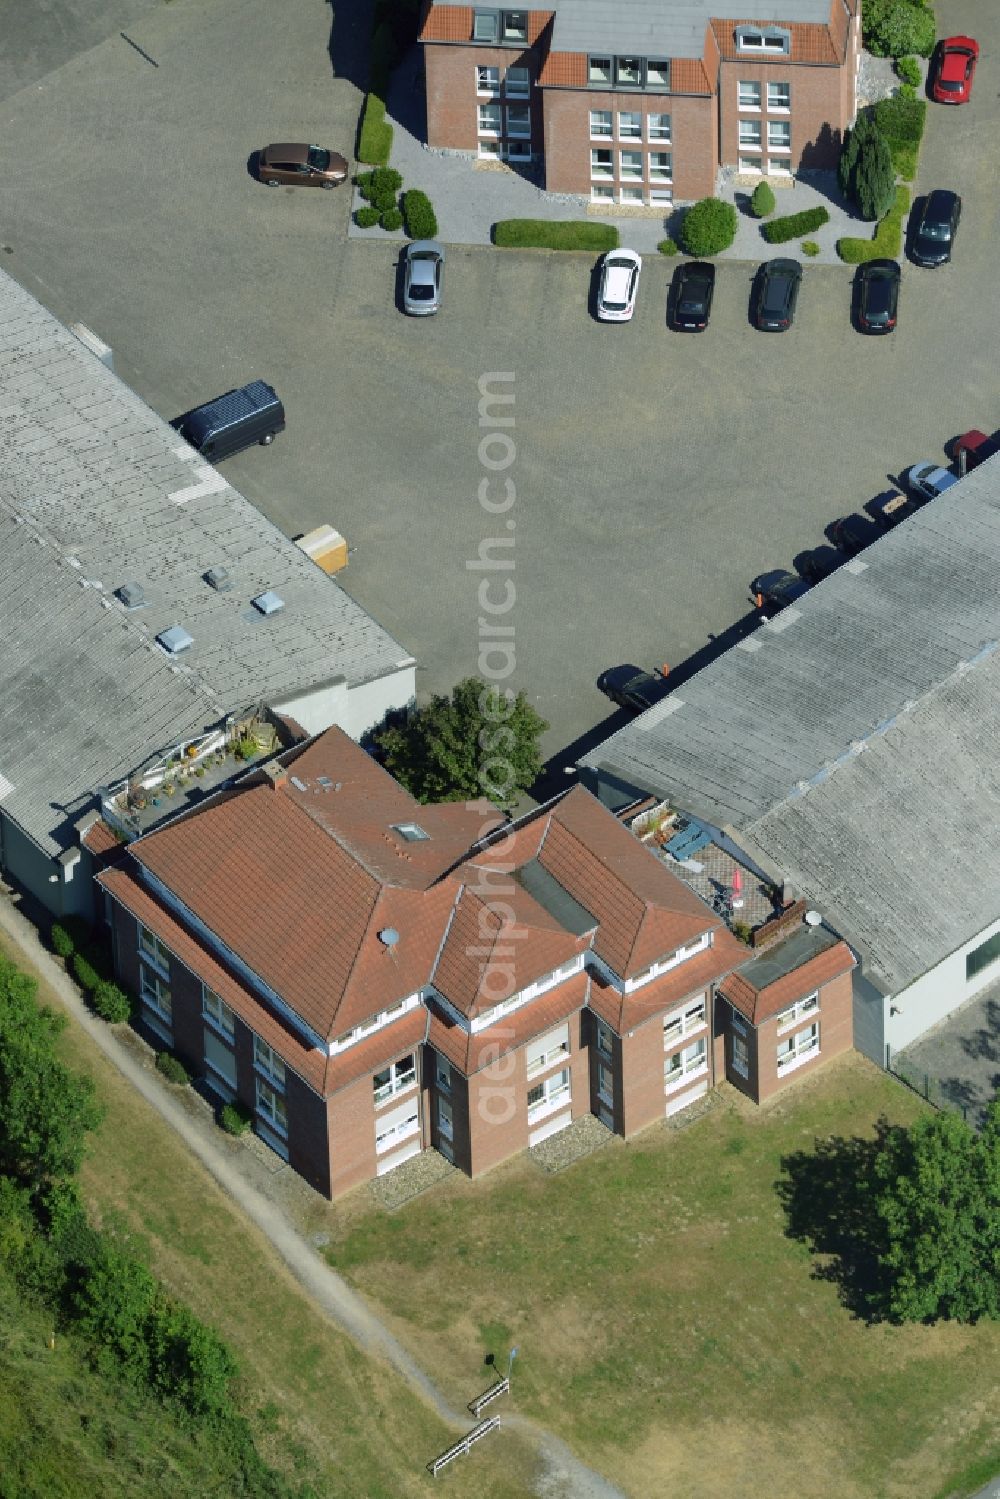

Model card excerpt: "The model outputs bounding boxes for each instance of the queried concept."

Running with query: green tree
[374,677,548,806]
[750,180,776,219]
[148,1300,238,1417]
[864,0,935,58]
[838,112,875,199]
[680,197,738,257]
[72,1239,159,1382]
[0,956,103,1193]
[854,130,896,221]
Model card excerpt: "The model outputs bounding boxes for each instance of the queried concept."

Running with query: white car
[906,463,960,503]
[597,249,641,322]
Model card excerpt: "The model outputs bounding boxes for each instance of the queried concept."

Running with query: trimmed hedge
[895,54,921,86]
[72,953,101,995]
[51,924,74,960]
[155,1052,190,1086]
[493,219,618,251]
[657,238,678,256]
[380,207,403,231]
[873,90,926,180]
[91,981,132,1024]
[761,205,829,243]
[837,183,909,263]
[355,206,379,228]
[220,1101,252,1137]
[680,198,737,257]
[403,189,439,240]
[750,181,776,219]
[369,188,397,213]
[358,92,393,167]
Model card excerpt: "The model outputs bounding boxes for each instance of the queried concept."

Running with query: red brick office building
[419,0,861,205]
[97,727,855,1199]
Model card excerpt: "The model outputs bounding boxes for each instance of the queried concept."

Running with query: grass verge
[837,184,910,263]
[493,220,619,251]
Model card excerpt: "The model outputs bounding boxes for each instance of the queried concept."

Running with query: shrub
[750,180,776,219]
[220,1101,252,1136]
[837,183,909,262]
[369,188,397,213]
[801,240,820,256]
[155,1052,189,1086]
[379,207,403,231]
[874,90,926,179]
[865,0,935,59]
[680,197,737,257]
[761,205,829,243]
[358,93,393,167]
[403,189,439,240]
[493,219,618,251]
[855,131,896,221]
[657,238,678,256]
[895,54,921,86]
[355,166,403,200]
[72,953,100,995]
[148,1300,237,1418]
[897,82,916,100]
[51,924,74,960]
[355,205,379,228]
[91,981,132,1024]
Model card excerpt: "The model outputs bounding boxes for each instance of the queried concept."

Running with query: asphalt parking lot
[2,0,996,765]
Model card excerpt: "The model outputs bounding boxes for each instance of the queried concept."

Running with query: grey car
[402,240,445,315]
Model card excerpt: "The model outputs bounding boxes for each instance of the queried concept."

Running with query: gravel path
[0,891,625,1499]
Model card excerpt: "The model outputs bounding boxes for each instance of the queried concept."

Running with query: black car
[828,514,879,557]
[856,259,899,334]
[672,260,715,331]
[800,546,847,585]
[750,570,811,616]
[753,258,802,331]
[597,665,671,713]
[871,489,923,528]
[911,190,961,267]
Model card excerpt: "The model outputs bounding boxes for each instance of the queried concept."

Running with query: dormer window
[393,821,429,842]
[588,55,671,91]
[502,10,527,42]
[474,9,527,44]
[474,10,498,41]
[735,26,790,55]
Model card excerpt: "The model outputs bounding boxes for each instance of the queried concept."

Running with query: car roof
[263,143,311,163]
[605,249,640,266]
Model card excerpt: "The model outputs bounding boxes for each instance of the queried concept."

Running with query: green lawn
[324,1055,1000,1499]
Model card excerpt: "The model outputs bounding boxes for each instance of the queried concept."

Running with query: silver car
[402,240,445,315]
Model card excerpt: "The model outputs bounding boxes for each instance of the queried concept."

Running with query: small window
[615,56,642,88]
[254,1035,286,1088]
[476,65,499,95]
[478,103,501,135]
[738,156,763,174]
[968,931,1000,980]
[739,119,762,147]
[506,105,530,138]
[767,81,790,111]
[437,1095,454,1141]
[619,185,643,203]
[506,139,531,160]
[473,10,498,42]
[590,148,613,179]
[478,139,501,158]
[738,80,761,110]
[590,109,612,139]
[619,150,643,181]
[436,1055,452,1091]
[505,65,529,97]
[502,10,527,41]
[590,183,613,202]
[736,25,790,54]
[731,1033,750,1080]
[618,110,642,140]
[646,58,670,88]
[596,1022,614,1057]
[648,186,673,205]
[256,1078,287,1136]
[647,112,670,141]
[202,986,235,1037]
[589,55,612,85]
[768,119,791,150]
[649,152,672,182]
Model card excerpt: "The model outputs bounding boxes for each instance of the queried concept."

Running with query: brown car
[259,143,348,189]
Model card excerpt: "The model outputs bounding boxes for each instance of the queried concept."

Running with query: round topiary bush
[680,197,738,257]
[801,240,820,257]
[380,207,403,231]
[92,980,132,1024]
[220,1101,252,1136]
[750,180,776,219]
[656,238,678,256]
[155,1051,190,1086]
[355,166,403,200]
[895,54,921,87]
[355,206,379,229]
[369,188,396,213]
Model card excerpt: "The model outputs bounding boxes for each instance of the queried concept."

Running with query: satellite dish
[378,927,400,948]
[804,910,823,927]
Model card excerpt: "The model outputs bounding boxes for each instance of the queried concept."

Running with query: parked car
[259,143,348,188]
[950,429,1000,471]
[828,514,879,558]
[800,546,847,585]
[750,570,811,616]
[402,240,445,315]
[596,249,641,322]
[856,259,899,334]
[871,490,922,528]
[930,36,978,105]
[170,381,285,462]
[597,664,670,712]
[753,259,801,331]
[911,190,961,267]
[904,462,961,503]
[672,261,715,331]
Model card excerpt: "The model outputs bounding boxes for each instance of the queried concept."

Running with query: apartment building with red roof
[98,726,855,1198]
[419,0,860,205]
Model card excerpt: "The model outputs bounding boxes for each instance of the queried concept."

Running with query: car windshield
[307,147,331,171]
[920,222,949,238]
[939,78,963,91]
[408,284,434,300]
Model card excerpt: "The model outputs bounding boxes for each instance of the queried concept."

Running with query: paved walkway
[0,890,624,1499]
[350,46,902,264]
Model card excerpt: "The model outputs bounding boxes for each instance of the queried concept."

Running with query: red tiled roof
[427,971,588,1075]
[590,925,747,1032]
[82,818,120,857]
[323,1010,429,1096]
[720,941,856,1025]
[711,15,840,65]
[538,50,585,87]
[419,5,551,46]
[671,56,712,94]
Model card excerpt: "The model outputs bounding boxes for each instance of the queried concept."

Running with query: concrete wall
[888,914,1000,1052]
[851,966,886,1067]
[272,662,415,741]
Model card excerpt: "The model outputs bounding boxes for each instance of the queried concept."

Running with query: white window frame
[767,119,791,151]
[665,1037,708,1093]
[619,149,643,181]
[617,110,642,140]
[202,985,235,1038]
[619,185,643,204]
[648,152,672,182]
[138,923,170,978]
[527,1067,570,1124]
[437,1095,454,1141]
[139,965,172,1030]
[630,931,711,991]
[767,80,790,112]
[589,109,612,139]
[767,157,792,176]
[590,148,613,180]
[505,65,529,97]
[590,183,613,203]
[738,80,761,111]
[647,112,671,142]
[739,119,762,148]
[736,26,790,55]
[255,1077,287,1137]
[663,995,707,1048]
[738,156,763,173]
[476,65,499,96]
[477,139,501,159]
[649,187,673,205]
[526,1024,570,1079]
[477,102,501,137]
[777,1022,820,1075]
[505,104,530,138]
[373,1053,417,1107]
[253,1035,286,1089]
[776,992,819,1034]
[375,1097,420,1154]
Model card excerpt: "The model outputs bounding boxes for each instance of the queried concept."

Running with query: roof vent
[252,590,284,616]
[804,910,823,928]
[116,582,146,610]
[204,567,232,592]
[378,927,400,949]
[156,625,194,655]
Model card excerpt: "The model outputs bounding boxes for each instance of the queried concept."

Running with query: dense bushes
[220,1102,252,1137]
[895,54,921,86]
[92,980,132,1024]
[837,184,909,262]
[750,181,776,219]
[355,206,379,228]
[863,0,935,59]
[358,92,393,167]
[403,189,439,240]
[873,90,927,180]
[355,167,402,201]
[839,112,901,218]
[380,207,403,231]
[680,198,737,256]
[761,205,829,243]
[155,1052,190,1086]
[657,238,678,256]
[51,924,74,960]
[493,219,617,250]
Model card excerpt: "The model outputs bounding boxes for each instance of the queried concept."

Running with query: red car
[931,36,979,104]
[950,429,1000,471]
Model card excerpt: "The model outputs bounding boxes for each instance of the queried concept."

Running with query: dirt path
[0,894,624,1499]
